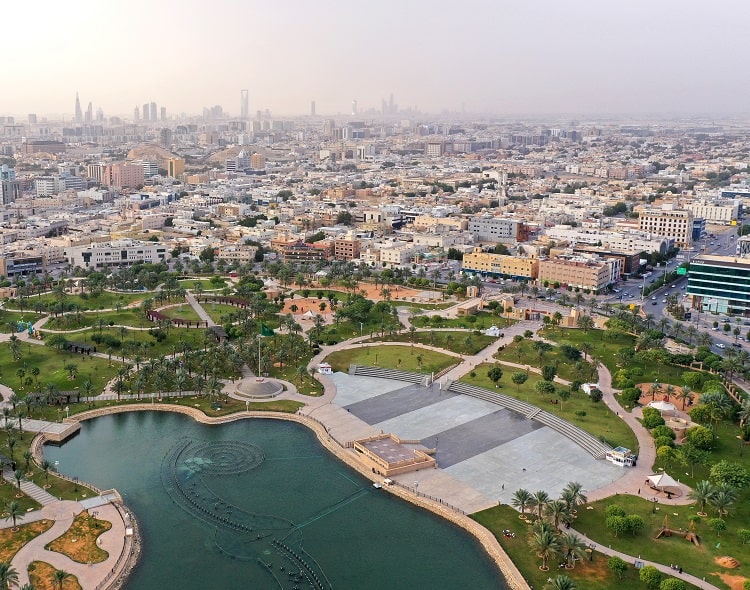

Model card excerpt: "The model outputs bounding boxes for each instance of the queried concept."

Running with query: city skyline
[3,0,750,119]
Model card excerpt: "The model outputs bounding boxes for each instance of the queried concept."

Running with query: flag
[260,324,275,337]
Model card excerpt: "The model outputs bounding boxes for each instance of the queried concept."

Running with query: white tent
[647,473,679,490]
[647,400,677,414]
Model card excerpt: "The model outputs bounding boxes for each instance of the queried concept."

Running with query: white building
[64,239,168,269]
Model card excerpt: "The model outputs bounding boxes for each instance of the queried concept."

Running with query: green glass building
[687,254,750,316]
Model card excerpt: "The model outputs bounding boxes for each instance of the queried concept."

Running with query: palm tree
[544,500,571,528]
[709,483,737,518]
[13,470,24,494]
[561,481,587,510]
[677,386,693,410]
[528,528,560,571]
[689,480,715,515]
[685,324,697,345]
[533,490,550,520]
[558,532,587,569]
[5,500,24,530]
[545,574,577,590]
[40,459,52,488]
[0,562,19,589]
[579,342,593,362]
[511,489,533,517]
[52,569,70,590]
[739,399,750,427]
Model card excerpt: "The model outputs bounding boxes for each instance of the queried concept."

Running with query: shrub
[589,389,603,403]
[642,407,665,429]
[660,579,687,590]
[605,504,626,518]
[535,381,555,395]
[575,410,587,418]
[685,425,714,451]
[651,425,676,440]
[689,405,712,425]
[654,436,674,449]
[737,528,750,544]
[620,387,642,407]
[710,460,750,489]
[640,565,663,590]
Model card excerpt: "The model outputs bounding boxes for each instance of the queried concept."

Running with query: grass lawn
[0,520,54,563]
[0,341,121,397]
[461,363,639,452]
[179,278,227,290]
[74,326,204,359]
[42,309,148,331]
[0,309,45,332]
[411,311,514,330]
[319,316,403,345]
[159,303,202,322]
[573,493,749,589]
[394,301,455,310]
[46,510,111,563]
[325,345,456,374]
[203,303,244,325]
[494,338,597,383]
[17,291,146,312]
[472,504,656,590]
[544,328,636,375]
[265,363,324,396]
[28,561,81,590]
[365,331,496,355]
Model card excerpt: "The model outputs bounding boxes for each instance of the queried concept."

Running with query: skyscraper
[351,100,357,116]
[160,107,167,121]
[74,92,83,124]
[150,102,157,122]
[134,105,140,121]
[240,89,249,119]
[142,103,149,121]
[85,102,93,124]
[310,100,316,117]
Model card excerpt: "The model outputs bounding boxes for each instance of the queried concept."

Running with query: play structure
[654,516,700,546]
[16,320,33,335]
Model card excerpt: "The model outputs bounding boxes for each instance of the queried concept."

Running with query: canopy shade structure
[647,473,679,490]
[647,400,677,413]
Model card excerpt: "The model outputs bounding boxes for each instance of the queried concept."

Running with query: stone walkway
[2,468,57,505]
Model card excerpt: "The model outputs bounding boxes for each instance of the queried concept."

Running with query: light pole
[245,400,249,413]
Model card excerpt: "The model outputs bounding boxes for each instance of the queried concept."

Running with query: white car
[661,299,667,304]
[716,343,726,349]
[651,296,657,300]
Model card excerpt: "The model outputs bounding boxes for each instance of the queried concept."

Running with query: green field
[494,338,597,383]
[203,303,244,325]
[411,311,513,330]
[179,278,227,290]
[573,494,748,589]
[42,309,148,331]
[159,304,202,322]
[325,345,456,374]
[461,363,639,451]
[11,291,146,312]
[365,331,496,356]
[0,310,44,333]
[544,328,636,375]
[73,326,206,359]
[0,341,121,397]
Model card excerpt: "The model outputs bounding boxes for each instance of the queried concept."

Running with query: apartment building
[167,158,185,178]
[638,207,693,247]
[412,215,467,232]
[538,257,612,292]
[281,241,330,263]
[333,236,360,261]
[683,199,739,225]
[379,242,425,268]
[468,216,528,244]
[461,248,539,280]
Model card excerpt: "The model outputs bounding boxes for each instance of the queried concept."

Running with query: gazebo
[646,473,682,498]
[647,400,678,416]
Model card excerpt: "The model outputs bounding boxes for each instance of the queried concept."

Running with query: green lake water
[44,412,506,589]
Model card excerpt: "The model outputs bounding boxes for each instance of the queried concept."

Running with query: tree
[576,315,595,333]
[0,562,19,589]
[561,481,587,510]
[608,556,628,580]
[528,528,560,571]
[536,381,556,395]
[710,460,750,490]
[40,459,52,488]
[487,366,503,384]
[625,514,645,536]
[639,565,663,590]
[532,490,550,519]
[541,365,556,381]
[5,501,23,530]
[606,515,629,537]
[709,517,727,537]
[532,341,553,367]
[52,569,70,590]
[511,372,528,392]
[737,528,750,545]
[688,480,715,515]
[511,488,533,517]
[558,532,586,569]
[544,500,571,528]
[709,483,737,518]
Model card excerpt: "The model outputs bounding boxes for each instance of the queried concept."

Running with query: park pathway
[184,292,216,327]
[2,468,57,505]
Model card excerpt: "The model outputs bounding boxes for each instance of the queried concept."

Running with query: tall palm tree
[561,481,588,510]
[5,500,24,530]
[40,459,52,488]
[511,489,533,517]
[528,528,560,571]
[709,483,737,518]
[558,532,587,569]
[689,480,715,515]
[0,562,19,589]
[533,490,550,520]
[544,500,571,528]
[676,386,693,410]
[545,574,577,590]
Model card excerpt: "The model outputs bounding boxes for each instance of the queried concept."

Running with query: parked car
[716,343,726,349]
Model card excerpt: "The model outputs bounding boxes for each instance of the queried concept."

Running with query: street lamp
[245,400,249,413]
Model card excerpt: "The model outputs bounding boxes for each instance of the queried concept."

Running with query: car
[651,296,657,300]
[732,342,742,348]
[671,285,676,288]
[661,299,667,304]
[716,343,726,349]
[652,301,658,306]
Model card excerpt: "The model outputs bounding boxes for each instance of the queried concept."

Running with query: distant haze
[4,0,749,118]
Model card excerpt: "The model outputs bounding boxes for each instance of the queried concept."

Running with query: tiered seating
[446,381,612,459]
[349,365,430,386]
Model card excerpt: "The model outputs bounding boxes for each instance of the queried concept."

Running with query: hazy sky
[4,0,749,118]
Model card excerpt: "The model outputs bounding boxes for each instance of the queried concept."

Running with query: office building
[684,199,739,225]
[150,102,157,122]
[687,254,750,316]
[468,217,528,244]
[538,257,612,292]
[240,90,249,119]
[103,163,144,189]
[167,158,185,178]
[75,92,83,124]
[310,100,316,117]
[65,239,168,269]
[142,103,150,121]
[461,248,539,280]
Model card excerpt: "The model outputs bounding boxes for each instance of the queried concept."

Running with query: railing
[389,479,466,515]
[95,502,140,590]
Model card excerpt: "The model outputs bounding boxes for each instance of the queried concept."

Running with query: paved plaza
[331,373,626,507]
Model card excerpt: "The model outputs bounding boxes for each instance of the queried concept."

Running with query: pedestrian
[678,567,682,574]
[637,488,640,494]
[502,484,504,490]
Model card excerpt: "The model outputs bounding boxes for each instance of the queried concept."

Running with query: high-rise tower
[74,92,83,124]
[240,89,249,119]
[310,100,316,117]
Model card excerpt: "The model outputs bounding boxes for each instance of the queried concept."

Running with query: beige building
[167,158,185,178]
[461,248,539,279]
[412,215,467,232]
[638,207,693,247]
[538,257,611,292]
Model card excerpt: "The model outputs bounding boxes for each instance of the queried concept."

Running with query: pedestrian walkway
[185,292,216,327]
[2,468,57,505]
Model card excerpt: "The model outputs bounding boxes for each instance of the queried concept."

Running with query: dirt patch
[28,560,82,590]
[46,510,112,563]
[716,556,741,568]
[0,520,55,562]
[635,383,697,411]
[713,572,748,590]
